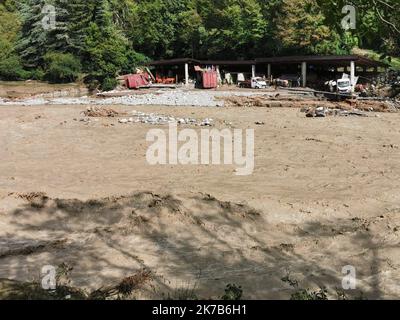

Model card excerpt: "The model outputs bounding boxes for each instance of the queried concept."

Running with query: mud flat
[0,103,399,299]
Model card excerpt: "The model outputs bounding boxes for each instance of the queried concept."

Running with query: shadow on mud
[0,191,389,299]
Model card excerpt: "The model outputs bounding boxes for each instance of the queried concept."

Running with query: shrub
[100,77,118,91]
[44,52,81,83]
[121,50,149,75]
[290,288,328,300]
[221,284,243,300]
[27,68,45,81]
[0,55,28,80]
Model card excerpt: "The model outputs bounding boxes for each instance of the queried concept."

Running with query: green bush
[121,50,149,75]
[27,68,45,81]
[290,288,328,300]
[101,77,118,91]
[0,55,28,80]
[221,284,243,300]
[44,52,81,83]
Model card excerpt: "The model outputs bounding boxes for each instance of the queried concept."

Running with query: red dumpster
[201,71,218,89]
[125,73,150,89]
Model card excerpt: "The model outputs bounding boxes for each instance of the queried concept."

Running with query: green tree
[317,0,400,56]
[44,52,82,83]
[17,0,50,67]
[275,0,353,55]
[2,0,398,84]
[47,0,96,55]
[0,0,26,80]
[199,0,267,58]
[84,0,140,89]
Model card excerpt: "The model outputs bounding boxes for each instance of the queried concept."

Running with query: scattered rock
[200,118,213,126]
[383,144,399,149]
[117,111,216,127]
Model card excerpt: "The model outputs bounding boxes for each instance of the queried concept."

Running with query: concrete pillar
[216,65,222,85]
[350,61,355,91]
[185,63,189,86]
[301,62,307,87]
[267,64,271,79]
[252,65,256,78]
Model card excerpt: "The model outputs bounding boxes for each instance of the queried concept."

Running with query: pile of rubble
[304,106,369,118]
[220,94,319,108]
[82,106,121,117]
[118,111,213,126]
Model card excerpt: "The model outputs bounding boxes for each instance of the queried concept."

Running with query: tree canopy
[0,0,399,87]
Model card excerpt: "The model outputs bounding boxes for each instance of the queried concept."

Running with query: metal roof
[147,58,255,66]
[256,55,387,67]
[147,55,387,67]
[147,58,200,66]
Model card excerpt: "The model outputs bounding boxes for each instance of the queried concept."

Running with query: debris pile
[304,106,369,118]
[221,94,318,108]
[219,93,399,115]
[118,111,214,126]
[82,106,121,117]
[352,100,399,112]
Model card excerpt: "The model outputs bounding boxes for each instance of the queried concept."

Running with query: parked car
[238,77,268,89]
[251,77,267,89]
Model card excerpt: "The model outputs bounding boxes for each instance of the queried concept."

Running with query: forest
[0,0,399,90]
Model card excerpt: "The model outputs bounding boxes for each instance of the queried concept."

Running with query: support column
[251,65,256,78]
[267,64,271,79]
[185,63,189,86]
[350,61,355,92]
[216,65,222,85]
[301,62,307,87]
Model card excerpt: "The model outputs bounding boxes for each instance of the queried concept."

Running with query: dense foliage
[43,52,81,83]
[0,0,399,88]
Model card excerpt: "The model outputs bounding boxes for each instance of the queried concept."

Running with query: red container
[125,74,149,89]
[202,71,218,89]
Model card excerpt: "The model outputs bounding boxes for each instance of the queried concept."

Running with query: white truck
[336,78,352,94]
[238,76,268,89]
[251,77,267,89]
[326,74,359,94]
